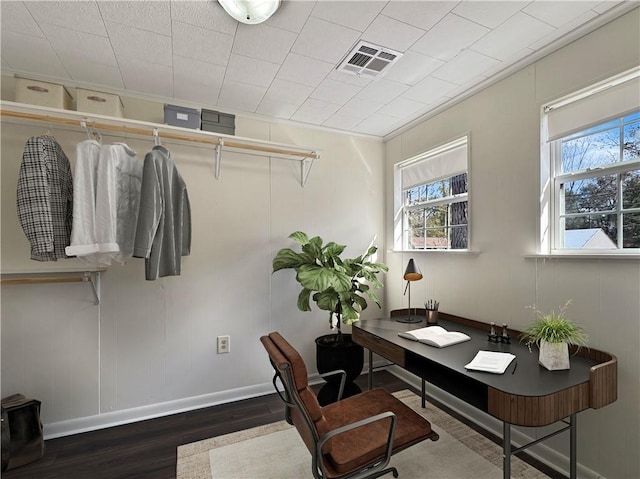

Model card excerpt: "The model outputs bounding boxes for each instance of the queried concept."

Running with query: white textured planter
[539,341,570,370]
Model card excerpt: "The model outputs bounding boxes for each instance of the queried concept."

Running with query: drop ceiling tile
[218,80,267,112]
[402,76,459,104]
[452,1,528,29]
[172,20,233,66]
[226,54,280,88]
[311,1,386,32]
[105,22,172,67]
[170,0,237,35]
[322,112,363,131]
[38,23,118,66]
[256,98,300,119]
[0,31,69,78]
[378,98,428,119]
[381,1,455,31]
[337,97,384,119]
[291,17,361,64]
[411,14,490,61]
[352,113,401,136]
[291,98,341,124]
[382,51,444,86]
[310,79,361,105]
[277,53,335,87]
[98,1,171,35]
[264,79,314,105]
[118,57,173,97]
[59,55,124,89]
[25,1,107,37]
[326,69,374,88]
[471,12,556,61]
[355,78,409,105]
[173,55,226,105]
[431,50,501,86]
[361,14,426,52]
[592,1,624,14]
[264,1,315,33]
[523,1,601,28]
[529,11,597,51]
[232,23,297,64]
[0,2,44,36]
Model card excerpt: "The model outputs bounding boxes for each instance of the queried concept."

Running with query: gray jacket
[133,146,191,280]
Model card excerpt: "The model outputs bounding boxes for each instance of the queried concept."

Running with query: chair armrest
[316,411,397,477]
[318,369,346,401]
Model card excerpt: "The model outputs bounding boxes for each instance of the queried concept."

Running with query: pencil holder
[426,309,438,325]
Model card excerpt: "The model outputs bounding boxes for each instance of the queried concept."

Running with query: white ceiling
[0,1,635,138]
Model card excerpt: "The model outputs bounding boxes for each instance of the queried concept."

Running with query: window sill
[391,249,481,255]
[524,253,640,260]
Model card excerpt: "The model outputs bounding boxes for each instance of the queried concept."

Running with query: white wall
[384,9,639,479]
[0,101,385,434]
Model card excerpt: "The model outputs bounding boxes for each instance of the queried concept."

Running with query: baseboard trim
[386,366,601,479]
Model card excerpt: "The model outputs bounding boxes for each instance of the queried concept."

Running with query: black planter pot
[315,333,364,405]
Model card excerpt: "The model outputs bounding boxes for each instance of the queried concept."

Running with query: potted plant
[521,300,588,370]
[272,231,388,402]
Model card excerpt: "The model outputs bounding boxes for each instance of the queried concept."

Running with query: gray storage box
[164,104,200,129]
[201,109,235,135]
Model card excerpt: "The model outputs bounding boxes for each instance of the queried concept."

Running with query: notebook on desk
[465,351,516,374]
[398,325,471,348]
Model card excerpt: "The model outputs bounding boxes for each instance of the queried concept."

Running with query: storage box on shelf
[201,108,235,135]
[15,78,72,110]
[164,104,200,130]
[76,88,124,117]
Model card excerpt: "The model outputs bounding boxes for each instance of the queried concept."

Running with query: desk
[352,312,617,479]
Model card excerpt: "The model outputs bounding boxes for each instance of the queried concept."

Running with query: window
[542,68,640,253]
[395,137,469,250]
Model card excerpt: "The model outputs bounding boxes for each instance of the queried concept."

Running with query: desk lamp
[396,258,423,324]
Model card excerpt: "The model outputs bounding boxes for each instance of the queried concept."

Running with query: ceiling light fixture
[217,0,281,25]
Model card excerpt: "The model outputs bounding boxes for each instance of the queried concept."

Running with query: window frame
[394,136,471,252]
[541,68,640,256]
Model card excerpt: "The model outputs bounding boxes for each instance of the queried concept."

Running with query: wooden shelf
[1,270,103,304]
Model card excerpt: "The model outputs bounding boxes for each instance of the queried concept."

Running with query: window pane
[452,173,468,195]
[426,227,447,249]
[623,120,640,161]
[622,169,640,209]
[407,209,424,230]
[451,201,468,226]
[623,212,640,248]
[451,225,468,249]
[562,175,617,213]
[425,205,447,228]
[564,215,617,248]
[561,127,620,173]
[427,179,450,200]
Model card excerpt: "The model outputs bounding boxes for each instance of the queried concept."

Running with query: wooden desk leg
[368,350,373,390]
[503,422,511,479]
[570,413,577,479]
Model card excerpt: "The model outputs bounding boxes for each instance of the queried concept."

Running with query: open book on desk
[398,326,471,348]
[465,351,516,374]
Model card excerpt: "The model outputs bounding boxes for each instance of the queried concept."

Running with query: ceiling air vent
[337,41,403,78]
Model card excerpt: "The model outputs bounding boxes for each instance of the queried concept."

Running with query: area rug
[176,390,550,479]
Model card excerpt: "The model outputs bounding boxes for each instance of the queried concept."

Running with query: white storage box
[76,88,124,117]
[15,78,72,110]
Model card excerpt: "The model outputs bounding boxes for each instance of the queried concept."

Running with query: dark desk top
[354,316,598,397]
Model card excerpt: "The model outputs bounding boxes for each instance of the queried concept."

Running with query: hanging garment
[133,145,191,280]
[65,139,102,264]
[94,143,142,265]
[17,135,73,261]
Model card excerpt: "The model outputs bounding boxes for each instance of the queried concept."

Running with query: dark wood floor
[3,370,562,479]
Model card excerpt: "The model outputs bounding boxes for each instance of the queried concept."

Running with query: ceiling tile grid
[0,0,633,138]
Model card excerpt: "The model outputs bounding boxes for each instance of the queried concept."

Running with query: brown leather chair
[260,332,439,479]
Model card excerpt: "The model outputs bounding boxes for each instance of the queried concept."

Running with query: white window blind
[545,67,640,141]
[399,138,467,190]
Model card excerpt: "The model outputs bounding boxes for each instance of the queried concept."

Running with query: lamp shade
[403,259,423,281]
[218,0,281,24]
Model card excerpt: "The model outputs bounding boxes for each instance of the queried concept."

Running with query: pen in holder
[425,299,439,325]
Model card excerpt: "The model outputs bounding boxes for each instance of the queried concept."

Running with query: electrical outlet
[217,335,230,354]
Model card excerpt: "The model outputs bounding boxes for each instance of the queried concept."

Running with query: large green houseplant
[521,301,588,370]
[273,231,388,404]
[272,231,388,342]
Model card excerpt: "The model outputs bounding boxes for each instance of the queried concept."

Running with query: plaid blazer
[17,135,73,261]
